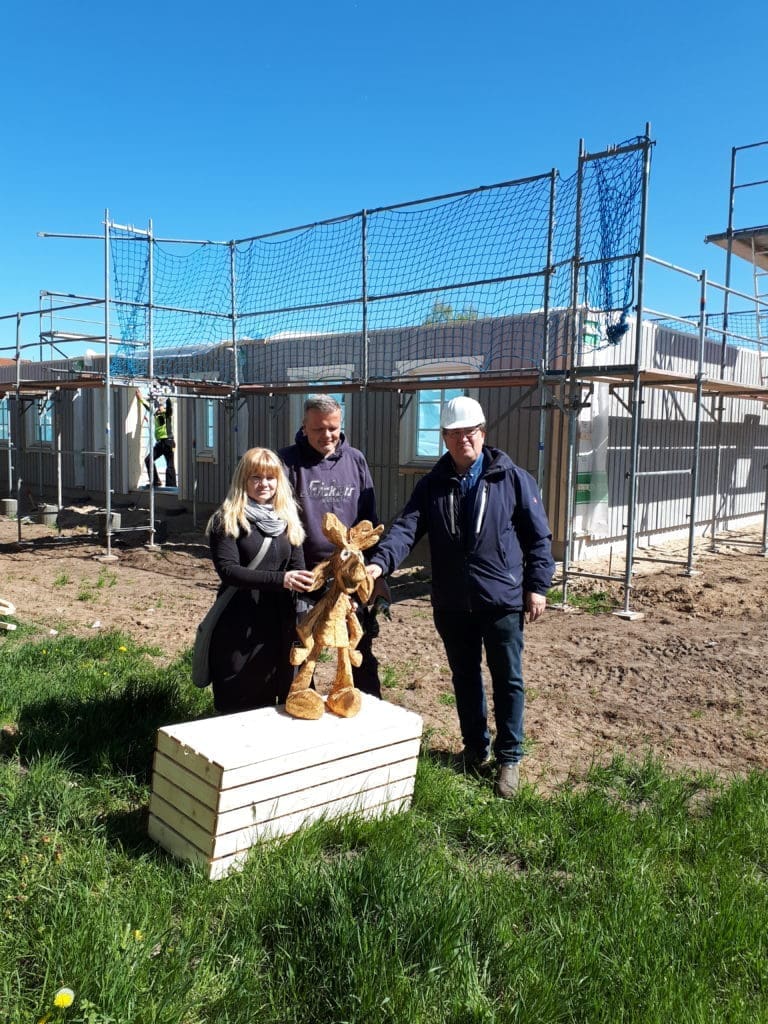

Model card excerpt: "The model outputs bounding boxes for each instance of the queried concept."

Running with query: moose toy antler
[285,512,384,721]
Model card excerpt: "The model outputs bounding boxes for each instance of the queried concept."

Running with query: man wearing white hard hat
[367,396,554,797]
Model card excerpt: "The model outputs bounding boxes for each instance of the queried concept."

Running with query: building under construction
[1,127,766,615]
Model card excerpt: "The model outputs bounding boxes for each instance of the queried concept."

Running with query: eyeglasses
[442,425,484,442]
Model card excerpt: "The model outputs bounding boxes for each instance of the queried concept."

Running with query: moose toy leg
[326,647,362,718]
[286,642,326,720]
[325,608,363,718]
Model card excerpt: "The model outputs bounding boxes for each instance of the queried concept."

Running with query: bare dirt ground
[1,510,766,791]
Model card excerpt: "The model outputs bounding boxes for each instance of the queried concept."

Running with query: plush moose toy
[285,512,384,721]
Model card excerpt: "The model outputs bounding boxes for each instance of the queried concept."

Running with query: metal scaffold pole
[561,139,586,607]
[710,148,738,551]
[684,270,707,575]
[617,127,652,619]
[147,218,157,547]
[361,209,369,455]
[537,169,557,494]
[230,241,240,478]
[100,209,117,563]
[15,315,23,547]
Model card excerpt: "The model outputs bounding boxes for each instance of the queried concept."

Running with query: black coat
[208,521,305,713]
[370,446,555,614]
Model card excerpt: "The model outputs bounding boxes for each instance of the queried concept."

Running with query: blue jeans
[433,607,525,765]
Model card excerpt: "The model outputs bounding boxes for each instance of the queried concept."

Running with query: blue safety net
[108,134,648,385]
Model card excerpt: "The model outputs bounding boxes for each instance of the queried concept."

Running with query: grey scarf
[244,499,287,537]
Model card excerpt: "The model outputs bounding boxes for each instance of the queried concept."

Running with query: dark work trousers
[433,607,525,765]
[146,438,177,487]
[353,605,381,698]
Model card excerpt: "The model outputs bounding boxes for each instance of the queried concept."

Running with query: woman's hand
[284,569,315,593]
[366,564,383,581]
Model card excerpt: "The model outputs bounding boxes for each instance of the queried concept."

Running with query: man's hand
[524,592,546,624]
[366,564,383,582]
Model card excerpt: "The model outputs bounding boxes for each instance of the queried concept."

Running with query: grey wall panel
[4,313,766,554]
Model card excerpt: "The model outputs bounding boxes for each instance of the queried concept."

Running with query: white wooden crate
[148,694,423,879]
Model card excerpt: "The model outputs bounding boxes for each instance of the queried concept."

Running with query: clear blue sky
[2,0,765,356]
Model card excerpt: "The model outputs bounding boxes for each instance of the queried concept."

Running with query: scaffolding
[704,138,768,556]
[1,125,767,612]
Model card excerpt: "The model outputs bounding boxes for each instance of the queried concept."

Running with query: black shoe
[460,747,493,776]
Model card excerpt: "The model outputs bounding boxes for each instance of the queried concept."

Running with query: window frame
[26,395,55,450]
[395,358,484,468]
[191,374,218,463]
[0,397,10,446]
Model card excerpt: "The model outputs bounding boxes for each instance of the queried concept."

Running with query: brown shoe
[495,763,520,799]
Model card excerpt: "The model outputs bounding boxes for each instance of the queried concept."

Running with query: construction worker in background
[136,389,177,488]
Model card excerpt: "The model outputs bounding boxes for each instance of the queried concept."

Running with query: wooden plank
[151,791,415,881]
[154,737,420,814]
[154,732,226,790]
[152,751,220,809]
[150,776,415,860]
[154,694,423,790]
[217,757,418,834]
[217,738,420,812]
[148,814,251,879]
[153,754,418,836]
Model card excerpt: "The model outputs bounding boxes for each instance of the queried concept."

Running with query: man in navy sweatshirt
[279,394,381,697]
[367,396,555,797]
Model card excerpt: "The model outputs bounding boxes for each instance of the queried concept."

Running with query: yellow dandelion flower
[133,929,144,942]
[53,987,75,1009]
[118,645,127,652]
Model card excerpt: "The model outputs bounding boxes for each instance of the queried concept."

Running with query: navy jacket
[279,430,379,569]
[370,446,555,614]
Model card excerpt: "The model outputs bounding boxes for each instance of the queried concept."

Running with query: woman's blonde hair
[206,447,305,546]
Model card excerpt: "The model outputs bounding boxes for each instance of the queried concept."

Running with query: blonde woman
[206,448,315,713]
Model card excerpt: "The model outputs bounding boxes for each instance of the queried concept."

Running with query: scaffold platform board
[706,225,768,271]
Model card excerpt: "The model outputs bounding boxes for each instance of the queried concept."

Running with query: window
[191,374,218,461]
[0,398,9,444]
[35,398,54,446]
[395,357,484,466]
[196,397,217,460]
[414,388,465,458]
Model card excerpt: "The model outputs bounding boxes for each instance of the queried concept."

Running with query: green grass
[381,663,400,689]
[380,660,417,690]
[547,586,620,614]
[77,568,119,602]
[1,628,766,1023]
[95,568,118,590]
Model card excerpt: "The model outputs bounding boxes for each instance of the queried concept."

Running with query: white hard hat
[440,396,486,431]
